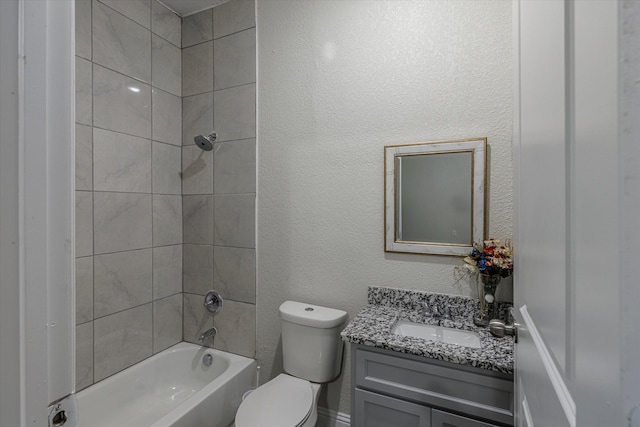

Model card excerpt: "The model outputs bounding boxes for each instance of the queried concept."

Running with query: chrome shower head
[194,132,217,151]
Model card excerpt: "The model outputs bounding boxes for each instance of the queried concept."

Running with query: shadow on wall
[317,349,347,413]
[264,336,284,383]
[182,150,209,180]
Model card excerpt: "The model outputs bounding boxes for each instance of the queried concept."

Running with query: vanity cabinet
[350,344,514,427]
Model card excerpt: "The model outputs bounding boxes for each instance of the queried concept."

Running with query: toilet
[235,301,348,427]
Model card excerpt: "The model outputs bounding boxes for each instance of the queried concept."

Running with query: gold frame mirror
[384,138,487,256]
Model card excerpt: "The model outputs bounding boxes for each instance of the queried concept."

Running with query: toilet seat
[235,374,313,427]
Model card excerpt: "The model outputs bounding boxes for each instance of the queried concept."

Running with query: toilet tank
[279,301,348,383]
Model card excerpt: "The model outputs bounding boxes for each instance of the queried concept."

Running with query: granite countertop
[340,286,514,375]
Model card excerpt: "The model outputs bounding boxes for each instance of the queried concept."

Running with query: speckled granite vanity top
[341,286,514,375]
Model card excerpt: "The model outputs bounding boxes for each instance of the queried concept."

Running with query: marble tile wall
[74,0,256,392]
[74,0,183,391]
[181,0,257,358]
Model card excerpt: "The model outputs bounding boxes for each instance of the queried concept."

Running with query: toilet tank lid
[279,301,348,329]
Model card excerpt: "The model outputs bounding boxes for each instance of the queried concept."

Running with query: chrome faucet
[417,301,430,316]
[429,295,442,318]
[199,327,217,343]
[417,296,450,321]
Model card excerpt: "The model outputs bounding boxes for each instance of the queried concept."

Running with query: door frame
[0,0,75,425]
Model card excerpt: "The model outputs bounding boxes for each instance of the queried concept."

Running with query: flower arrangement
[463,239,513,278]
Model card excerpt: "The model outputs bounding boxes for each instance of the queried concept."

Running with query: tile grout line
[85,0,96,389]
[150,2,155,356]
[90,0,96,389]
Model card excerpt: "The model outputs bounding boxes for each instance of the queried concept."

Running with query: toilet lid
[235,374,313,427]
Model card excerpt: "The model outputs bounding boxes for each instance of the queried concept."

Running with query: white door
[513,1,630,426]
[513,1,574,425]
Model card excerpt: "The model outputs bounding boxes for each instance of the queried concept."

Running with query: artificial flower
[464,239,513,278]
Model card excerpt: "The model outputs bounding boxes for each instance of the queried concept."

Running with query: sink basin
[392,320,481,348]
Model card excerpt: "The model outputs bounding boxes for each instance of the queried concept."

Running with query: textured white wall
[256,0,512,415]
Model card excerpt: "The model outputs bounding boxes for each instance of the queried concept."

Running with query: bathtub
[76,342,256,427]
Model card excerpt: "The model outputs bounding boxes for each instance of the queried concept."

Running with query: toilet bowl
[235,374,321,427]
[233,301,347,427]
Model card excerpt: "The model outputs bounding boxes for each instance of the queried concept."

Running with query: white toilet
[235,301,348,427]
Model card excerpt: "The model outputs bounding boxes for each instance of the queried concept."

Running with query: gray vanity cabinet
[351,344,514,427]
[354,388,432,427]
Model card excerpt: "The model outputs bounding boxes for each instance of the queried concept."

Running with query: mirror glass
[385,138,486,256]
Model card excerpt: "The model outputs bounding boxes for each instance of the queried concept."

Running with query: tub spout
[199,327,217,343]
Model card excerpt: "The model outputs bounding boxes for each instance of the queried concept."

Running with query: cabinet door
[431,409,500,427]
[354,389,431,427]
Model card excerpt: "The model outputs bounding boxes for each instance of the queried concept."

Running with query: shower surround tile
[213,139,256,194]
[93,128,152,193]
[152,88,182,146]
[183,244,213,295]
[76,124,93,191]
[76,322,94,391]
[76,256,94,324]
[214,28,256,90]
[213,84,256,142]
[93,64,152,139]
[153,245,182,299]
[76,191,93,257]
[74,0,257,388]
[181,145,214,195]
[98,0,151,29]
[213,0,255,39]
[93,0,151,83]
[94,249,153,318]
[213,300,256,358]
[75,0,92,60]
[151,0,181,47]
[183,195,214,244]
[213,194,255,248]
[153,294,183,353]
[182,9,212,48]
[94,192,152,254]
[152,195,183,246]
[152,35,182,97]
[183,293,214,346]
[182,42,213,97]
[152,142,182,195]
[182,92,213,146]
[76,57,93,126]
[94,304,153,382]
[213,247,255,304]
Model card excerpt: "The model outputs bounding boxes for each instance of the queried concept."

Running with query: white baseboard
[316,407,350,427]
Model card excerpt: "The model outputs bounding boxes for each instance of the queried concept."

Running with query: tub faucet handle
[204,290,223,314]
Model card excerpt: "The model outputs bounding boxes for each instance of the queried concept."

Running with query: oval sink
[392,320,481,349]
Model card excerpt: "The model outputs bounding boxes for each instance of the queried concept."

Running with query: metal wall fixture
[199,327,217,343]
[193,132,218,151]
[204,290,223,314]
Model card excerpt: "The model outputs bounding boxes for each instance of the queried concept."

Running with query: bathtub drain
[202,353,213,367]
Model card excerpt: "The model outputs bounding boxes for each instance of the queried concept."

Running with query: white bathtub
[76,342,256,427]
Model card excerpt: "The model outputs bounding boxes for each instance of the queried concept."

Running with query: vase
[474,274,501,327]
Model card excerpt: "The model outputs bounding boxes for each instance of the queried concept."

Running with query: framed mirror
[384,138,486,256]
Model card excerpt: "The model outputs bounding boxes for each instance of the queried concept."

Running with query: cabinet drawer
[432,409,500,427]
[353,345,513,426]
[354,388,431,427]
